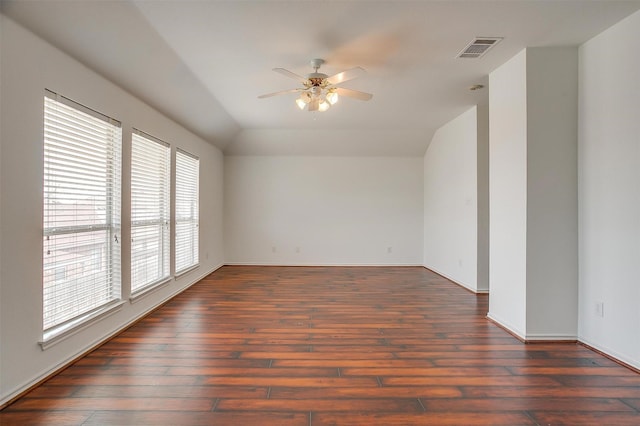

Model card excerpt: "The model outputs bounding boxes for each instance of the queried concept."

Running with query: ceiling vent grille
[457,37,503,59]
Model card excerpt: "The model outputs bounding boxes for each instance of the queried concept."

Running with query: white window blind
[131,130,170,293]
[175,149,199,274]
[43,91,122,332]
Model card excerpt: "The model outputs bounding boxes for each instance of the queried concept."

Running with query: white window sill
[130,277,172,304]
[40,300,126,350]
[175,263,199,278]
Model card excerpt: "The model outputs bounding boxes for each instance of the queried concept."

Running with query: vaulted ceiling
[3,0,640,156]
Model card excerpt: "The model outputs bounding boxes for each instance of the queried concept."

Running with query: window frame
[130,129,171,296]
[174,148,200,275]
[41,90,123,346]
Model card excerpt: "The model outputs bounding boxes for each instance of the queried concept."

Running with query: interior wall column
[487,47,578,341]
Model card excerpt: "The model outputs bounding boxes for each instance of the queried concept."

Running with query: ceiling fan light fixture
[296,91,313,110]
[326,90,338,105]
[318,100,331,112]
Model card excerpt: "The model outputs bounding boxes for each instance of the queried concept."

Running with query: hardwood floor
[2,265,640,425]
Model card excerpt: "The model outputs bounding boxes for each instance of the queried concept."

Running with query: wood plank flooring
[2,265,640,425]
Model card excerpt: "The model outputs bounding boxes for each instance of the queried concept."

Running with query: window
[130,130,171,293]
[175,149,199,274]
[43,91,122,335]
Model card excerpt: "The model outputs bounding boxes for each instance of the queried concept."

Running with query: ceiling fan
[258,58,373,112]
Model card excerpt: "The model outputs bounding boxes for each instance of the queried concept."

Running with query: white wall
[228,128,430,157]
[225,156,423,265]
[487,50,528,337]
[525,47,578,339]
[578,10,640,369]
[0,13,4,396]
[476,105,490,292]
[0,16,225,405]
[487,47,579,341]
[423,106,484,292]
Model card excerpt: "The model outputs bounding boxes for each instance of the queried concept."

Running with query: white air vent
[457,37,503,59]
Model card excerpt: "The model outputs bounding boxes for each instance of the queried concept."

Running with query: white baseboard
[486,312,527,341]
[579,336,640,371]
[423,265,488,294]
[524,333,578,341]
[224,262,424,267]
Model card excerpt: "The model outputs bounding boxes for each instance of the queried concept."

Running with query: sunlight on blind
[131,130,170,292]
[175,149,199,273]
[43,91,121,331]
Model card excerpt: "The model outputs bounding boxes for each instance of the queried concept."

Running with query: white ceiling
[3,0,640,156]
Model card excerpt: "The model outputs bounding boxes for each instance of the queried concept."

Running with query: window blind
[130,130,170,293]
[175,149,199,274]
[43,91,122,332]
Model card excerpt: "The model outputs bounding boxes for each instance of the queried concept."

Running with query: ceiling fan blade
[335,87,373,101]
[273,68,309,84]
[325,66,366,85]
[257,88,303,99]
[308,98,320,112]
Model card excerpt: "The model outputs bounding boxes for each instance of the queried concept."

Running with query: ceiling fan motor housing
[307,59,328,86]
[307,75,328,87]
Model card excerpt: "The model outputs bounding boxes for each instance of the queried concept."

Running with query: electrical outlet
[595,302,604,317]
[295,247,300,253]
[271,246,276,253]
[387,247,392,253]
